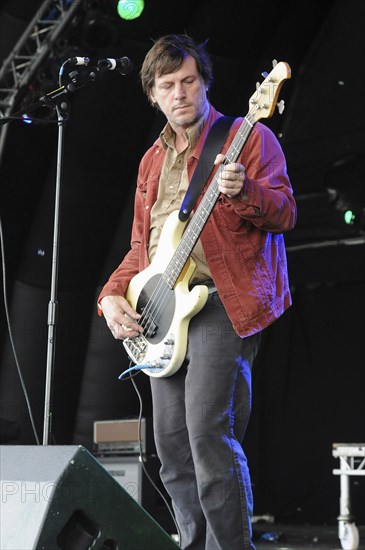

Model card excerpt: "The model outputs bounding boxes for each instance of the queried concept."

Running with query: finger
[121,318,144,334]
[231,162,245,173]
[218,179,243,198]
[109,321,142,340]
[121,300,141,320]
[220,169,240,183]
[214,153,225,165]
[224,163,245,176]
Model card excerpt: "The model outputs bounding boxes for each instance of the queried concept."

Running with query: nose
[174,83,186,100]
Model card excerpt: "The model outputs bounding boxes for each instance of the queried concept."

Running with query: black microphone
[97,57,133,75]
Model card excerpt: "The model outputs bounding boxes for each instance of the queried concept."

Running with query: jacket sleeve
[225,121,297,233]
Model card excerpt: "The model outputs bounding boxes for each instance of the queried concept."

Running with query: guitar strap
[178,115,236,222]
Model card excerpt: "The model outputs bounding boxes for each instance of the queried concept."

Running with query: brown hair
[140,34,213,102]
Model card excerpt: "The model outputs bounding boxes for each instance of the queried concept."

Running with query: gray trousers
[150,291,260,550]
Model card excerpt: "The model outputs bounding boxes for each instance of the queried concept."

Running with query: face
[149,55,209,132]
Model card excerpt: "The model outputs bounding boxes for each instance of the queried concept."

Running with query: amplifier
[96,454,142,503]
[93,418,146,455]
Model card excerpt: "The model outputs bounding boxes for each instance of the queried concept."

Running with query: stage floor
[252,522,365,550]
[168,523,365,549]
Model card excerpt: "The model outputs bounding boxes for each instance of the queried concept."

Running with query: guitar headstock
[248,60,291,122]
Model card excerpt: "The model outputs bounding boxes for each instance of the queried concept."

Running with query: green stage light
[344,210,355,225]
[117,0,144,20]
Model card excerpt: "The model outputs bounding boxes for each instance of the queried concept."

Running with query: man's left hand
[215,153,245,198]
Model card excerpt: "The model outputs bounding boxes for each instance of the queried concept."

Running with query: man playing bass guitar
[98,34,296,550]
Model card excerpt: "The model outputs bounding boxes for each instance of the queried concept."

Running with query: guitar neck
[164,113,256,288]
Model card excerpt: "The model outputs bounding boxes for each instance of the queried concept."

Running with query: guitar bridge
[123,333,148,365]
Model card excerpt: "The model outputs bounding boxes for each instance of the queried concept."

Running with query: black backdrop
[0,0,364,525]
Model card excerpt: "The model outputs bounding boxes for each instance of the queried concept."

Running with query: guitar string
[130,115,256,352]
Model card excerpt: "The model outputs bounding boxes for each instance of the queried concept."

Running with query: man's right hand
[99,295,143,340]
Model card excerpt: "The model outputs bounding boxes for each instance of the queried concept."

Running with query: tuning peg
[277,100,285,114]
[256,82,261,90]
[261,71,269,78]
[272,59,278,67]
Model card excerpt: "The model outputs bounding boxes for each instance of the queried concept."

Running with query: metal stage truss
[0,0,82,158]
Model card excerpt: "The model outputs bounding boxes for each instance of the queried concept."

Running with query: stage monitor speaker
[0,445,179,550]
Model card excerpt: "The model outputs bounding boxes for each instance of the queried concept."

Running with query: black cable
[129,371,181,546]
[0,215,40,444]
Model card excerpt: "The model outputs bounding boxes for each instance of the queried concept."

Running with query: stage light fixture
[325,154,364,235]
[344,210,355,225]
[117,0,144,20]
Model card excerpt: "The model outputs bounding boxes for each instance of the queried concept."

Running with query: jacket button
[145,205,149,209]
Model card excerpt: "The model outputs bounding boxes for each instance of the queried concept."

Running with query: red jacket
[98,105,296,337]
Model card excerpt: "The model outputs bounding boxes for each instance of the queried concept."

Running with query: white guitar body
[123,210,209,378]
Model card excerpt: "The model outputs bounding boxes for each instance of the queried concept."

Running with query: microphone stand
[0,71,96,445]
[42,92,69,445]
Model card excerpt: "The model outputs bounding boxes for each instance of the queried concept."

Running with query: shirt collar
[160,104,211,153]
